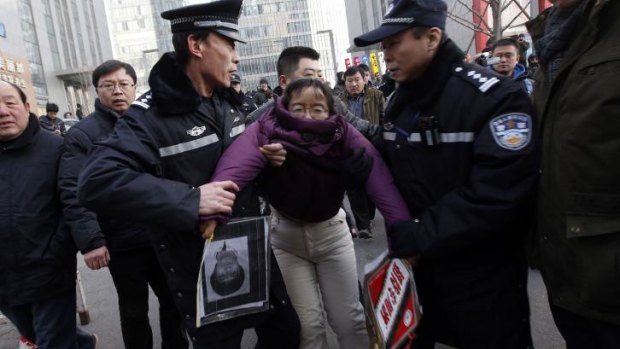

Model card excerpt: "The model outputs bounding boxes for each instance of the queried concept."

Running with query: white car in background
[60,118,80,131]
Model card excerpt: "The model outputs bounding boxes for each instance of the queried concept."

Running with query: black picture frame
[196,216,270,327]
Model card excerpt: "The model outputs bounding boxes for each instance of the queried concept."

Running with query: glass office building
[1,0,112,115]
[235,0,350,90]
[110,0,351,92]
[104,0,184,94]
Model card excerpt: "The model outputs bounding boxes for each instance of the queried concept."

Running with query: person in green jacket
[527,0,620,347]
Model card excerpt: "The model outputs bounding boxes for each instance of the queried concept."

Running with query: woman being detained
[206,78,411,349]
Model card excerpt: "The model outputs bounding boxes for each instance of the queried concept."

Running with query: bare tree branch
[501,0,532,32]
[452,0,492,28]
[448,13,490,33]
[505,21,531,30]
[507,0,532,20]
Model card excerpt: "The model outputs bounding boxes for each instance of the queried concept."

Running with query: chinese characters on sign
[364,252,421,349]
[0,55,28,89]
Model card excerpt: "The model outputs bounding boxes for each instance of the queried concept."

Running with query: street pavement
[0,213,565,349]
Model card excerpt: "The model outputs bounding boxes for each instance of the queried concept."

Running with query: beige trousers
[271,208,369,349]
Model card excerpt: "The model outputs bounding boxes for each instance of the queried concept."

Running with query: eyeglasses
[493,52,516,59]
[97,81,135,92]
[290,106,329,118]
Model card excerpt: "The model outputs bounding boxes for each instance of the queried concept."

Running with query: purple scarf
[258,98,350,168]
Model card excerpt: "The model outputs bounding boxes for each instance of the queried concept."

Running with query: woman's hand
[260,143,287,167]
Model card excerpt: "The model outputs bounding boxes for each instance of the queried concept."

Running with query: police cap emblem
[489,113,531,150]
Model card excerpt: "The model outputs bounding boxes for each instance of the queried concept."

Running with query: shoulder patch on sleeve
[489,113,532,150]
[131,91,153,110]
[452,64,501,94]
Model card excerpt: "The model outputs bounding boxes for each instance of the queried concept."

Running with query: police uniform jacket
[0,114,76,305]
[528,0,620,325]
[381,39,538,346]
[78,53,287,339]
[59,99,151,254]
[237,91,257,117]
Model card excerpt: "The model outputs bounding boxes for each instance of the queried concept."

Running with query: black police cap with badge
[231,73,241,84]
[354,0,447,47]
[161,0,246,43]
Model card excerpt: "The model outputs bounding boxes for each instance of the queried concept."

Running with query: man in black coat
[77,1,299,348]
[0,81,97,348]
[355,0,538,348]
[59,60,188,348]
[39,102,66,136]
[230,72,257,117]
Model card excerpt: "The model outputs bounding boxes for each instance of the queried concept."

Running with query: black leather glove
[339,147,373,190]
[387,220,420,258]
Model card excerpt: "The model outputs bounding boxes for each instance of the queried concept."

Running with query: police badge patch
[489,113,531,150]
[187,126,206,137]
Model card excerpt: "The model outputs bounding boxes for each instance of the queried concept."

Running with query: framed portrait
[196,216,270,327]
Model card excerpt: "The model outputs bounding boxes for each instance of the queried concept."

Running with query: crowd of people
[1,0,618,348]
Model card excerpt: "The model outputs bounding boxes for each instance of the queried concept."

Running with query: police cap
[354,0,447,47]
[231,73,241,83]
[161,0,246,43]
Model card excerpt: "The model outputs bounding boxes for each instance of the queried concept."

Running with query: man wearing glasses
[59,60,188,348]
[490,38,534,95]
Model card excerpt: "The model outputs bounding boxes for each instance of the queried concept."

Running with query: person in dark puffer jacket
[0,81,97,348]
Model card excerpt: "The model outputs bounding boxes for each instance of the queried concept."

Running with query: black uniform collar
[1,113,40,150]
[148,53,202,115]
[386,38,464,118]
[148,52,241,115]
[94,99,122,121]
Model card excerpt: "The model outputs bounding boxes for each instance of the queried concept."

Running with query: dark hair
[358,64,370,73]
[282,78,336,116]
[46,103,59,113]
[527,54,538,64]
[486,35,496,47]
[6,82,27,104]
[336,71,345,86]
[277,46,320,77]
[343,66,364,79]
[491,38,520,54]
[92,60,137,87]
[172,31,211,67]
[411,26,432,39]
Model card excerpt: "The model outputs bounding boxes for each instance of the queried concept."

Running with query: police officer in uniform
[77,1,300,348]
[230,73,257,117]
[355,0,538,348]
